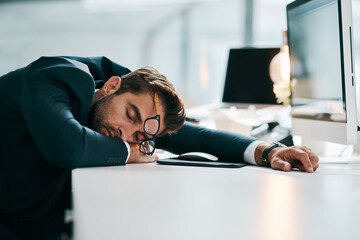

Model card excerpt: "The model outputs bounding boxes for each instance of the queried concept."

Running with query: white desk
[72,163,360,240]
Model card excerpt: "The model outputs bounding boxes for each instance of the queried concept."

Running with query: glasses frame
[143,115,160,136]
[139,92,161,155]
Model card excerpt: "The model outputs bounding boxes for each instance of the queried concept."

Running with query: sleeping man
[0,56,318,240]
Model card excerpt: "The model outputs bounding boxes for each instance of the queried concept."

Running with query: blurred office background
[0,0,359,107]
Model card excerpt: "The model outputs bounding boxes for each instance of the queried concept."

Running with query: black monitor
[222,48,280,104]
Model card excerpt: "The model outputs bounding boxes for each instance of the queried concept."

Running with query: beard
[86,94,115,134]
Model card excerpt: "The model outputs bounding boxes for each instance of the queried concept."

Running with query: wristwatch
[261,142,285,167]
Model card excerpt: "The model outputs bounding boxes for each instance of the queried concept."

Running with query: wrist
[254,143,270,166]
[255,142,285,167]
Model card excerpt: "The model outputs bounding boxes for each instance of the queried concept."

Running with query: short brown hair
[115,66,186,136]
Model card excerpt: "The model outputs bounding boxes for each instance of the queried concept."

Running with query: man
[0,56,318,239]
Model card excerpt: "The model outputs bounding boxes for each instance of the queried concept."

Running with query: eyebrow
[128,102,142,124]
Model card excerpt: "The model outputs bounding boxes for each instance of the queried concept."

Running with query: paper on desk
[209,108,277,136]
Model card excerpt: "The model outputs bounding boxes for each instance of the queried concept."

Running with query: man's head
[86,66,186,144]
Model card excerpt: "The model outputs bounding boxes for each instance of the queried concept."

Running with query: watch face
[261,158,271,167]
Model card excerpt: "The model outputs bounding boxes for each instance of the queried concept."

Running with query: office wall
[253,0,292,46]
[0,0,245,107]
[0,0,359,107]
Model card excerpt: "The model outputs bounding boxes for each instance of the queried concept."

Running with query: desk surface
[72,163,360,240]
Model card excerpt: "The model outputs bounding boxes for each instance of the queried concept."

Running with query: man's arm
[157,122,319,172]
[20,57,130,169]
[156,122,255,163]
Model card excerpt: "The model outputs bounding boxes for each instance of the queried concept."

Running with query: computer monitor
[287,0,357,145]
[222,48,280,104]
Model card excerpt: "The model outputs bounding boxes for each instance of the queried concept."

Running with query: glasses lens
[140,139,156,154]
[144,118,159,135]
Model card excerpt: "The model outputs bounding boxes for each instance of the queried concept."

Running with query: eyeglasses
[139,92,160,155]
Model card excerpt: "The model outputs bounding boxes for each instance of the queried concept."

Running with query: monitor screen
[222,48,280,104]
[288,0,345,122]
[287,0,357,144]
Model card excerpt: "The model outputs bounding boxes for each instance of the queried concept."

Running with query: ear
[102,76,122,96]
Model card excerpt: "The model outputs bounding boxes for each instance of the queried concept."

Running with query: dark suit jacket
[0,56,254,215]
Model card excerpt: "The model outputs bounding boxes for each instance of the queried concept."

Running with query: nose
[119,128,131,142]
[119,122,143,143]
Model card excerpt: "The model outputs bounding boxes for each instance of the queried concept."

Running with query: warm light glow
[256,175,301,240]
[280,45,290,83]
[269,43,291,105]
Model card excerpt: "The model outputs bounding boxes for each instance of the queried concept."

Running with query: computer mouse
[177,152,218,161]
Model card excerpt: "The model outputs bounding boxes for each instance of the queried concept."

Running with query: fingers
[287,147,314,173]
[269,146,319,173]
[133,152,158,163]
[293,163,305,171]
[145,153,158,163]
[299,146,319,172]
[136,155,157,163]
[271,157,292,172]
[127,143,158,163]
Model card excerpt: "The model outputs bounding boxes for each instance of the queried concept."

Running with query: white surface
[73,162,360,240]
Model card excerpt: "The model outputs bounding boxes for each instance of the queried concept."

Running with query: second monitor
[222,48,280,105]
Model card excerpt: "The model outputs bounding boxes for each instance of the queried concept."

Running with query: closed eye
[126,108,135,123]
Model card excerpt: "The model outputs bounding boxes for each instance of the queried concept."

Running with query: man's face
[87,91,166,143]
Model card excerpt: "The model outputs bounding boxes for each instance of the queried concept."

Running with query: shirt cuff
[123,141,130,163]
[243,140,264,165]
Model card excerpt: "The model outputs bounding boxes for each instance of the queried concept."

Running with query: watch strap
[261,142,284,167]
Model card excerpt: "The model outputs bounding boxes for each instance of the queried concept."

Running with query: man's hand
[126,143,159,164]
[255,144,319,173]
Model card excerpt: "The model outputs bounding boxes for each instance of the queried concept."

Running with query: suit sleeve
[20,60,129,169]
[156,122,256,163]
